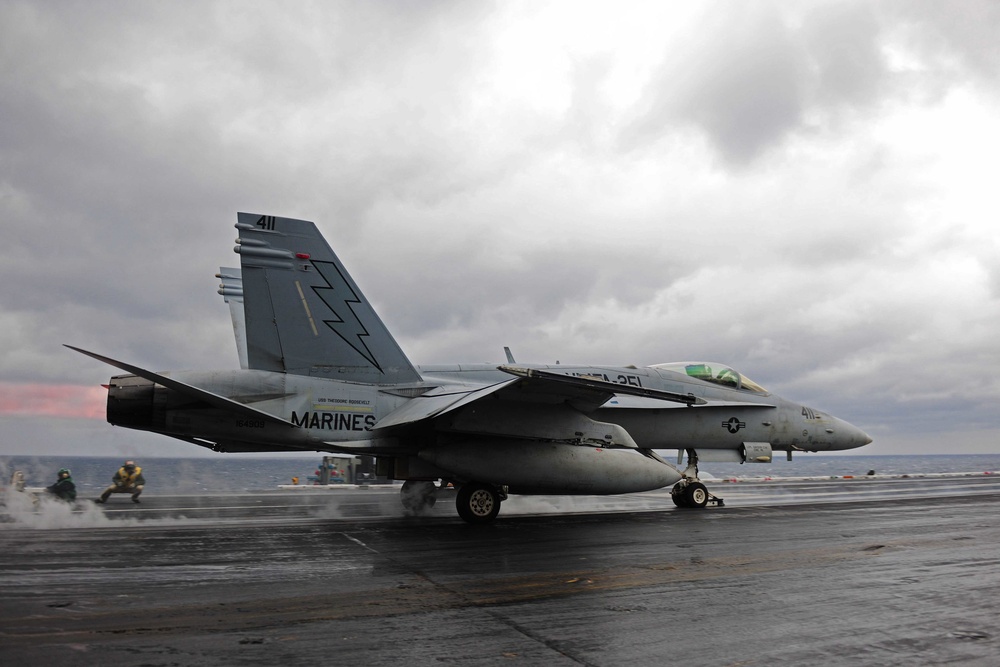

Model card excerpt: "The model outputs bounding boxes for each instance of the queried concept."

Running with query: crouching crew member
[46,468,76,502]
[96,460,145,504]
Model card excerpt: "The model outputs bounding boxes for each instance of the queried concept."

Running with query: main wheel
[400,480,437,512]
[671,482,689,507]
[683,482,709,509]
[456,482,501,524]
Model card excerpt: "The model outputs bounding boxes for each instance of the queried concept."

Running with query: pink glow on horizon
[0,382,107,420]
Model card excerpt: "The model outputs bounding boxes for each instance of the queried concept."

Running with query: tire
[456,482,501,524]
[684,482,709,509]
[671,482,688,507]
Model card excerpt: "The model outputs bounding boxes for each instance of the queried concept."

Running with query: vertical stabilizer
[216,267,249,369]
[235,213,421,384]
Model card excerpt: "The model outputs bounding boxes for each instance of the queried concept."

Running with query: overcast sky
[1,0,998,461]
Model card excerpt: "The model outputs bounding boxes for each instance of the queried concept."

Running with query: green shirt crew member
[46,468,76,501]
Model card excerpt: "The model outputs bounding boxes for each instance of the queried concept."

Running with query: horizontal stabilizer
[64,345,296,427]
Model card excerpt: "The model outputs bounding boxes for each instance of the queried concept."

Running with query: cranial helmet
[58,468,71,476]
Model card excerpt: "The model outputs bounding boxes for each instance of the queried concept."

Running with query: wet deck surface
[3,476,1000,666]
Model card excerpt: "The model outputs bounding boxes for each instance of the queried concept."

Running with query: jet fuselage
[105,362,869,456]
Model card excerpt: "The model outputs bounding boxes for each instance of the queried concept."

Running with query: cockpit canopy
[651,362,768,393]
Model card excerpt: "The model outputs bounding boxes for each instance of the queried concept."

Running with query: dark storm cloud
[1,1,998,456]
[0,0,498,380]
[367,242,691,344]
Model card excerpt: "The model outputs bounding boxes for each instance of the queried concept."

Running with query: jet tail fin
[235,213,421,384]
[216,267,248,369]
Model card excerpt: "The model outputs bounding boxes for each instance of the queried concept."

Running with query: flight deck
[3,474,1000,666]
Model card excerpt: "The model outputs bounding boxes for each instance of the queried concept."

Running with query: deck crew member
[96,460,145,504]
[46,468,77,502]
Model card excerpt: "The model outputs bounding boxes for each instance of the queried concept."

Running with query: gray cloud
[1,1,998,456]
[891,0,1000,88]
[620,3,809,166]
[801,2,887,109]
[619,0,1000,168]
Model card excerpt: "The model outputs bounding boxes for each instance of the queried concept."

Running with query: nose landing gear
[671,449,724,509]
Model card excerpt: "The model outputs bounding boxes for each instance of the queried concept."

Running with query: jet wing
[375,365,706,434]
[497,365,706,410]
[64,345,297,427]
[370,364,706,447]
[372,380,517,431]
[604,395,777,409]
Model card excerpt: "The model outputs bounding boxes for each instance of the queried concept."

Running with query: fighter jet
[68,213,872,523]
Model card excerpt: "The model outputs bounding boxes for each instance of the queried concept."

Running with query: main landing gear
[671,449,724,509]
[400,480,508,524]
[456,482,507,524]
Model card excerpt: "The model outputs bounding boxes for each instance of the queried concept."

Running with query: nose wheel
[671,449,724,508]
[671,480,722,508]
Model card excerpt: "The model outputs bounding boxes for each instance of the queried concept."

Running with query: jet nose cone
[836,418,872,450]
[818,415,873,450]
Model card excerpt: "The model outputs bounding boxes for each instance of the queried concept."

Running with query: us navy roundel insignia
[723,417,746,434]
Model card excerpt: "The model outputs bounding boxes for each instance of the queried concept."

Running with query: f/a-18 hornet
[69,213,872,523]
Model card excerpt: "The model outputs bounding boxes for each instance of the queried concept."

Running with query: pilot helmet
[124,460,136,470]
